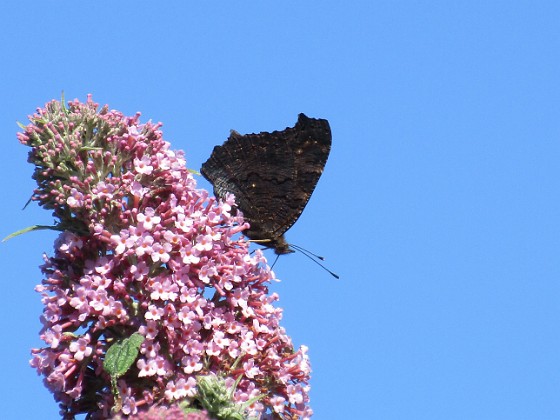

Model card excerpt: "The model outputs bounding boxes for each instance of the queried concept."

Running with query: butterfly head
[267,236,295,255]
[245,233,294,255]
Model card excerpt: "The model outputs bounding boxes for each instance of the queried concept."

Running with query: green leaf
[60,91,69,115]
[194,374,262,420]
[2,224,64,242]
[103,333,145,379]
[80,146,104,151]
[104,333,145,414]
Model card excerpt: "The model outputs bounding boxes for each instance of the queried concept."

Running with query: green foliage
[103,333,145,412]
[2,224,64,242]
[104,333,145,379]
[188,374,262,420]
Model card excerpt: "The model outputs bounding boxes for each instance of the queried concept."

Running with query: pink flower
[137,207,161,230]
[69,286,90,315]
[92,181,116,200]
[145,304,164,321]
[134,155,153,175]
[150,241,172,263]
[20,96,312,419]
[43,324,63,349]
[194,234,214,252]
[111,232,128,255]
[226,340,240,359]
[181,355,203,374]
[165,376,197,401]
[138,320,159,340]
[89,289,112,315]
[136,233,155,257]
[137,358,157,377]
[242,358,261,379]
[66,188,84,208]
[130,260,149,281]
[175,213,194,233]
[212,331,230,349]
[69,335,93,361]
[286,384,306,405]
[270,395,286,413]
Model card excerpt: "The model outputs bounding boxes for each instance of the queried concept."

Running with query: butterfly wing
[201,114,331,253]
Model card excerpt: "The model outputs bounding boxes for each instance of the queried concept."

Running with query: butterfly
[201,113,331,255]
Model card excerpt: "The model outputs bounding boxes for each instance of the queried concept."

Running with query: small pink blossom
[56,232,83,254]
[136,233,154,257]
[194,234,213,252]
[181,355,203,374]
[175,213,194,233]
[69,287,89,313]
[130,180,148,199]
[137,358,157,377]
[69,335,93,361]
[111,232,128,255]
[145,304,164,321]
[286,384,305,405]
[66,188,84,208]
[165,376,197,401]
[134,155,154,175]
[139,320,159,340]
[130,260,149,281]
[43,324,63,349]
[94,256,114,275]
[89,289,112,315]
[92,181,116,200]
[212,331,230,349]
[180,243,201,265]
[270,395,286,413]
[137,207,161,230]
[242,358,261,379]
[150,241,172,263]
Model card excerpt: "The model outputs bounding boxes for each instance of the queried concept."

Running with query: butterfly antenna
[290,244,326,261]
[270,254,280,269]
[290,244,339,279]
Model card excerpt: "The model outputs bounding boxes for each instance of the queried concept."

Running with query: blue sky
[1,2,559,419]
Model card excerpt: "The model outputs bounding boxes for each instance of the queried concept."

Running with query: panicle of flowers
[21,96,312,419]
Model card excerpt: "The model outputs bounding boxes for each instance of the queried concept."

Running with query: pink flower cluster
[20,96,312,419]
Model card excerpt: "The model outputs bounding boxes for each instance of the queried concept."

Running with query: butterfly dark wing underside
[201,113,332,254]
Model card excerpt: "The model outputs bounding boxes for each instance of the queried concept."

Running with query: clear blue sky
[1,2,559,419]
